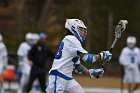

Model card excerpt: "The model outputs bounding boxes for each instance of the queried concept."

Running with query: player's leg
[20,65,31,92]
[123,69,133,93]
[20,73,29,91]
[132,68,140,92]
[127,83,133,93]
[0,66,4,93]
[0,65,3,85]
[46,75,67,93]
[65,79,85,93]
[0,75,3,86]
[132,83,139,92]
[66,85,85,93]
[24,67,37,93]
[0,74,4,93]
[38,72,46,92]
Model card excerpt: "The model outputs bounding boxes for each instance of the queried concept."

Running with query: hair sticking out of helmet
[0,33,3,41]
[65,19,87,42]
[126,36,136,48]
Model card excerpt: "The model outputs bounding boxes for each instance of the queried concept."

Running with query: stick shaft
[101,38,118,68]
[110,38,118,52]
[97,38,119,78]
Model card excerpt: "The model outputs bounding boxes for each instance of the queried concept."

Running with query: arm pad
[74,64,88,74]
[82,54,96,63]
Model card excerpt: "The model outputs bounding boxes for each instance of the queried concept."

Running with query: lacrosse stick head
[115,20,128,39]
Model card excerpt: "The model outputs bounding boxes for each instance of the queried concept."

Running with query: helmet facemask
[65,19,87,42]
[77,26,87,42]
[127,43,136,49]
[25,33,34,46]
[126,36,136,49]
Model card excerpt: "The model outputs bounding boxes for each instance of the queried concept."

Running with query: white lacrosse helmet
[65,19,87,42]
[25,33,33,41]
[0,33,3,41]
[25,33,34,45]
[32,33,40,44]
[126,36,136,48]
[32,33,40,40]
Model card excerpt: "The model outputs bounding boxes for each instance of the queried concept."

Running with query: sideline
[84,87,140,93]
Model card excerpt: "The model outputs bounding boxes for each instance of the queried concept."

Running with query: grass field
[3,75,140,93]
[75,75,140,93]
[75,75,122,88]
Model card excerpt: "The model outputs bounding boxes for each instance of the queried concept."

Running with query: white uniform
[119,47,140,83]
[0,42,8,74]
[46,35,88,93]
[17,42,31,92]
[17,42,31,75]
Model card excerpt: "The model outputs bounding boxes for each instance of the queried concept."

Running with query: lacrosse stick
[96,20,128,79]
[101,20,128,68]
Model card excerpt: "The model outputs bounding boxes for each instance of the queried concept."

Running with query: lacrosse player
[46,19,112,93]
[17,33,38,93]
[25,32,55,93]
[0,33,8,93]
[119,36,140,93]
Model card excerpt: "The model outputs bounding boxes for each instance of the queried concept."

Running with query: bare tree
[17,0,26,39]
[38,0,51,31]
[81,0,92,51]
[107,12,113,49]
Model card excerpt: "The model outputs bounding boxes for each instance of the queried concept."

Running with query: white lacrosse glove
[89,68,104,78]
[99,51,112,61]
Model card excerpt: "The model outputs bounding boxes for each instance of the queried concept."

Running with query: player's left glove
[89,68,104,78]
[99,51,112,61]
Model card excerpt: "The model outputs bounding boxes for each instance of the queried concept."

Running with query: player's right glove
[89,68,104,78]
[99,51,112,61]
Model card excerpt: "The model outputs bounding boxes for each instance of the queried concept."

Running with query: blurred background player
[17,33,39,93]
[119,36,140,93]
[25,32,54,93]
[32,33,40,45]
[0,33,8,93]
[46,19,112,93]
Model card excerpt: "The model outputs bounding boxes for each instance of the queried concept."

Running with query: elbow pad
[82,54,96,63]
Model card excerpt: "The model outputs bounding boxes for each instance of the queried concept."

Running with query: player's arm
[77,51,112,63]
[18,55,25,67]
[28,45,36,66]
[74,63,104,78]
[119,49,129,67]
[17,44,25,66]
[1,46,8,68]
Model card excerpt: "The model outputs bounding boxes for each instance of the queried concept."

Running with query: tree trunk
[38,0,51,32]
[82,0,92,51]
[17,0,26,40]
[107,12,113,50]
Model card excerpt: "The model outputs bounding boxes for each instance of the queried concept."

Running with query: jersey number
[131,56,135,63]
[55,42,64,59]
